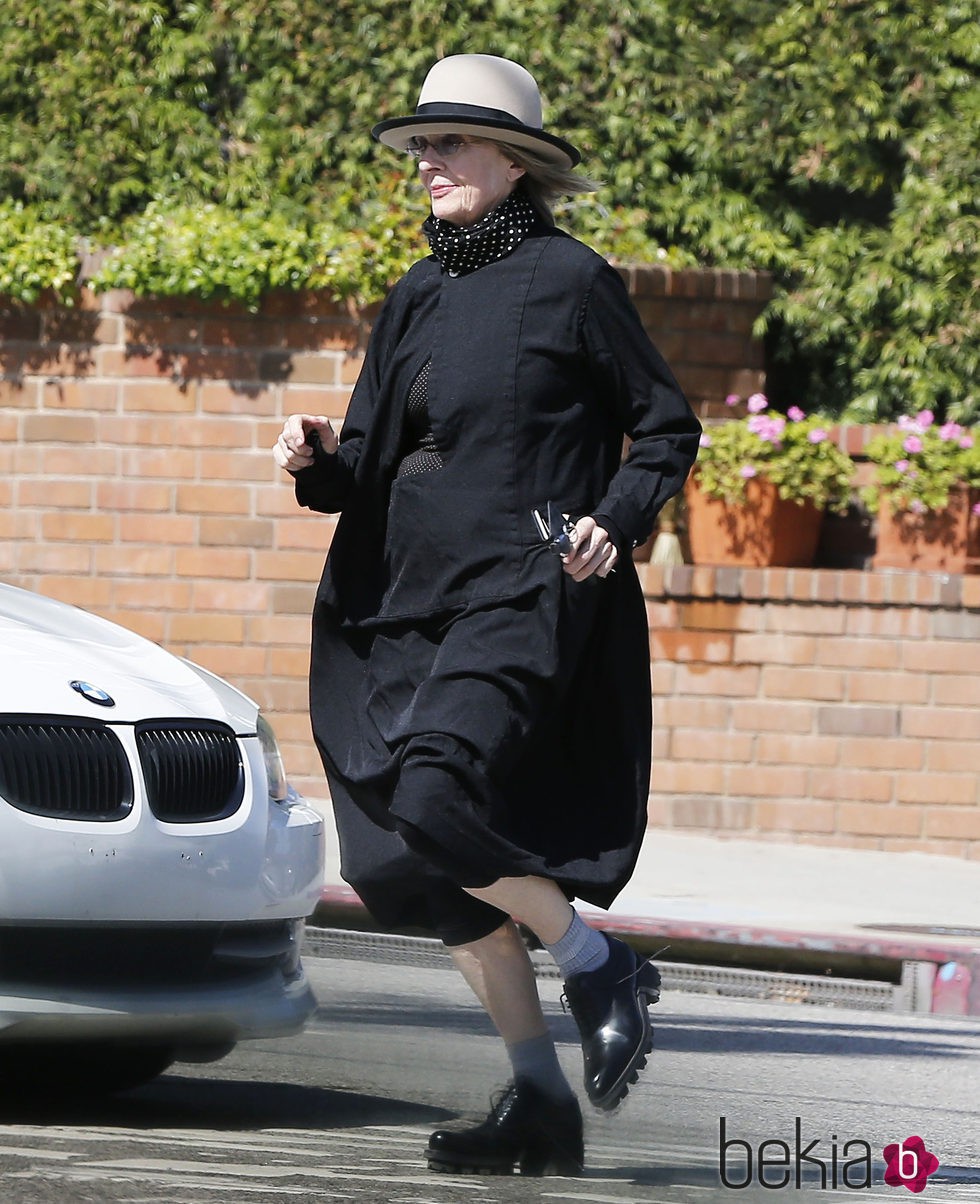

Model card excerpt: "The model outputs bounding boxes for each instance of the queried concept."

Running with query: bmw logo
[70,680,116,708]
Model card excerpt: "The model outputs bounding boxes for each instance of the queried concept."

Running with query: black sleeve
[292,281,401,514]
[582,262,702,550]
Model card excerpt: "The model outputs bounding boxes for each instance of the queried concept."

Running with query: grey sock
[544,910,610,979]
[507,1033,575,1103]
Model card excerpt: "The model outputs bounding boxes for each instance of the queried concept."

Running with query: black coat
[295,225,700,929]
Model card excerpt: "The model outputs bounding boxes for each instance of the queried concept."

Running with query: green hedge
[0,1,976,421]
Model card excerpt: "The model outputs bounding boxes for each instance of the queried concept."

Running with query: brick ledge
[637,562,980,611]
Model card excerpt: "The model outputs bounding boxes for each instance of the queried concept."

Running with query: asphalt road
[0,953,978,1203]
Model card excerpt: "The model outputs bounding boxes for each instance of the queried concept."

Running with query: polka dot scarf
[423,190,538,277]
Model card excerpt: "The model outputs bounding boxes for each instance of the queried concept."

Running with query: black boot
[426,1078,584,1176]
[562,934,661,1111]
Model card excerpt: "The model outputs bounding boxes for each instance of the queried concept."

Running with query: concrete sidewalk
[308,800,980,1017]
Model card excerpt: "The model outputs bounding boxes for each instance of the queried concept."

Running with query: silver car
[0,582,324,1093]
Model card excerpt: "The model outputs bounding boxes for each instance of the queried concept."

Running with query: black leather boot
[562,934,661,1110]
[426,1078,584,1176]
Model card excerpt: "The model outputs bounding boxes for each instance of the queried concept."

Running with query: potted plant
[862,412,980,574]
[686,394,854,567]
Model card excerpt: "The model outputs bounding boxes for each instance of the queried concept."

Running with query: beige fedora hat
[372,54,580,169]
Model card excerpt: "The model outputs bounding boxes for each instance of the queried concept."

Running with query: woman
[274,53,700,1177]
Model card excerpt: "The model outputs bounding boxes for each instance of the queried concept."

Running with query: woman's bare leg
[448,916,576,1116]
[463,874,658,1112]
[448,918,549,1044]
[430,916,583,1174]
[463,875,574,946]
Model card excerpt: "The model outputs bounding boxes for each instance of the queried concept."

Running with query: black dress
[294,201,700,945]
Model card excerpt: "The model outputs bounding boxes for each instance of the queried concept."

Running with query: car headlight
[256,713,289,803]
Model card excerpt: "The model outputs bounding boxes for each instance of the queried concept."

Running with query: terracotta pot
[685,476,823,568]
[873,487,980,574]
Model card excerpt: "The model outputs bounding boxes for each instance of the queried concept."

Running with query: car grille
[0,718,245,823]
[136,721,244,822]
[0,719,133,820]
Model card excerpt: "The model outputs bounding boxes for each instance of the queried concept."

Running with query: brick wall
[1,285,361,787]
[612,265,770,417]
[3,268,978,859]
[642,562,980,860]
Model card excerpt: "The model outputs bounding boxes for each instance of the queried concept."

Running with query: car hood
[0,584,257,732]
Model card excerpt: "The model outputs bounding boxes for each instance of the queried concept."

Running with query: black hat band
[414,101,527,128]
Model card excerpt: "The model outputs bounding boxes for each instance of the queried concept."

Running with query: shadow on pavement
[313,997,497,1036]
[0,1075,453,1130]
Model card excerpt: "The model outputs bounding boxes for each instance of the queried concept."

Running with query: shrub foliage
[0,0,976,419]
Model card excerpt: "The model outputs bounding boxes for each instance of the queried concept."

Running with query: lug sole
[588,974,660,1112]
[427,1151,584,1177]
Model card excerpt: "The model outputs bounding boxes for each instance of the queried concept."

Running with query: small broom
[650,494,685,566]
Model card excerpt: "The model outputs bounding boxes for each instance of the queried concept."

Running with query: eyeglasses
[405,134,474,160]
[532,503,577,557]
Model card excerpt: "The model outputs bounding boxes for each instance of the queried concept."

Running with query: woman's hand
[562,516,619,581]
[273,414,338,472]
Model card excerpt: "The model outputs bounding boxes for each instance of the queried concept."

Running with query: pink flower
[739,464,758,479]
[959,434,974,449]
[747,393,768,413]
[725,393,740,407]
[699,433,713,448]
[909,499,926,514]
[748,414,785,443]
[895,459,910,472]
[898,415,917,430]
[787,406,805,422]
[903,435,923,454]
[972,502,980,517]
[939,421,963,441]
[916,410,934,428]
[808,428,828,444]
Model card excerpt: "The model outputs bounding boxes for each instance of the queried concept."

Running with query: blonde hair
[491,139,598,225]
